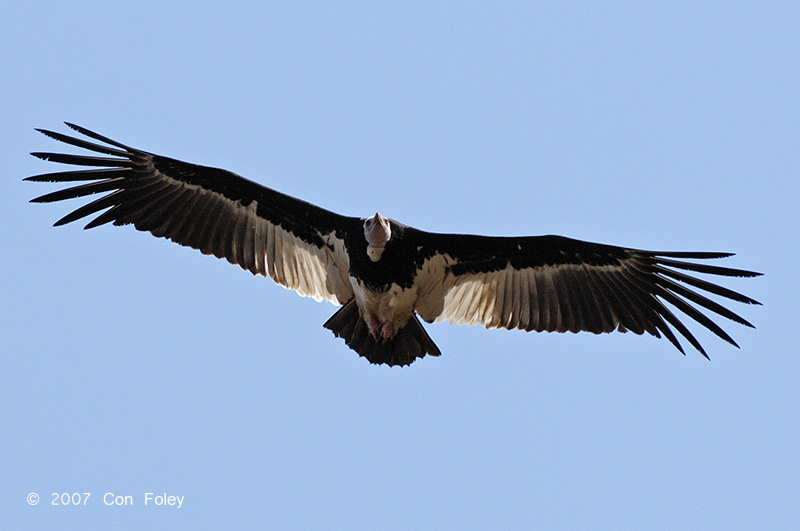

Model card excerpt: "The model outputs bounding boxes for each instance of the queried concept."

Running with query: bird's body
[27,124,761,366]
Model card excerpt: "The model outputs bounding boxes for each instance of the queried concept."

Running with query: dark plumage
[27,123,762,366]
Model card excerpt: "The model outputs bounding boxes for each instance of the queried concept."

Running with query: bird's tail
[323,300,441,367]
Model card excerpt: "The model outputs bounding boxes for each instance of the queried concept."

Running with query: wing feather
[414,232,760,356]
[527,270,541,331]
[583,268,619,333]
[27,124,355,304]
[510,267,523,329]
[565,266,591,332]
[517,269,531,331]
[544,269,563,332]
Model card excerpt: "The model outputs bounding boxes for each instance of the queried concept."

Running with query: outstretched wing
[27,123,357,304]
[412,232,761,357]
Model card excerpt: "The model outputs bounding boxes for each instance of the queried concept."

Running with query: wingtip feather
[35,128,60,141]
[61,122,135,151]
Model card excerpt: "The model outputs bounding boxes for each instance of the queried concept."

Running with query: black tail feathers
[323,300,441,366]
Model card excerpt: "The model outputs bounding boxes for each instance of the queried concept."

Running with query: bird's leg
[366,313,394,342]
[367,313,382,339]
[380,319,393,341]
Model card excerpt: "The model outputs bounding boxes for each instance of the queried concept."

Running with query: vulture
[27,123,761,366]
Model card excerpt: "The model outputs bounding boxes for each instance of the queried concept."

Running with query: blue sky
[2,1,798,529]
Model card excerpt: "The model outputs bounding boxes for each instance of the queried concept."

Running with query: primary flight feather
[27,123,761,366]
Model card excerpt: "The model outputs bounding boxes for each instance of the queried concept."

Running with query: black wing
[411,232,761,357]
[27,123,357,304]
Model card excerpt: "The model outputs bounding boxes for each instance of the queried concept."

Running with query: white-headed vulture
[27,124,762,366]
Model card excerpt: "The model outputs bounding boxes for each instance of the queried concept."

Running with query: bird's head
[364,212,391,261]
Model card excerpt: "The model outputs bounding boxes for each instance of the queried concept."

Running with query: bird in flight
[27,123,761,366]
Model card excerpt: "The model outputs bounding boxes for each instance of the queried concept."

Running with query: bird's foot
[380,319,393,341]
[367,313,382,339]
[367,314,393,342]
